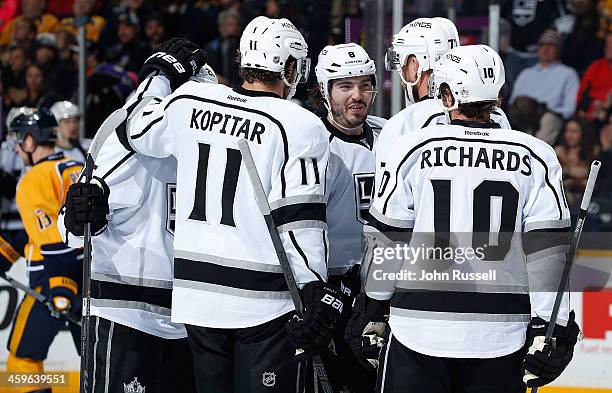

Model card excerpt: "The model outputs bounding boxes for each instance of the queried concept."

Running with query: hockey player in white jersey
[116,17,344,392]
[348,45,580,392]
[58,39,214,393]
[376,18,512,196]
[309,42,384,392]
[50,101,91,163]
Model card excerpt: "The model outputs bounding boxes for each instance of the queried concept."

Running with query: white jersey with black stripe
[366,120,570,358]
[59,76,186,339]
[125,81,330,329]
[325,115,385,275]
[375,98,511,196]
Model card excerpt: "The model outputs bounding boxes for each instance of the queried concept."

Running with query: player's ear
[402,55,417,83]
[21,133,36,152]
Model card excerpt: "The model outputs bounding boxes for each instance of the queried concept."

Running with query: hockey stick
[530,160,601,393]
[79,108,127,393]
[0,235,82,326]
[237,139,333,393]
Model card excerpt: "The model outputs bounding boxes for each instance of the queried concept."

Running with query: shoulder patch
[56,160,81,176]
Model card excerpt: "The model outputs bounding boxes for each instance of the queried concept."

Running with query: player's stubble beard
[330,97,371,130]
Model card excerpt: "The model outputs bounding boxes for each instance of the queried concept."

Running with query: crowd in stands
[0,0,611,225]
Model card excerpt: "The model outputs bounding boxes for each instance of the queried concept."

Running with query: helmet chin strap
[327,113,363,134]
[281,70,299,100]
[400,70,422,105]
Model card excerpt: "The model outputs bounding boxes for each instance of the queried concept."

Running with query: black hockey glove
[523,310,580,387]
[339,264,361,300]
[345,293,389,372]
[64,177,110,237]
[285,281,344,358]
[139,38,207,91]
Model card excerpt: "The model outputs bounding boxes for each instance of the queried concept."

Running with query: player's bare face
[329,75,374,129]
[59,117,80,141]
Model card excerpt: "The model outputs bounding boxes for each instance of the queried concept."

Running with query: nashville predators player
[1,108,82,393]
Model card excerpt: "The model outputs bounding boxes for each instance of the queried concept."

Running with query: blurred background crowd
[0,0,612,231]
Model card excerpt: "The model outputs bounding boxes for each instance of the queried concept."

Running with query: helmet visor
[297,57,311,84]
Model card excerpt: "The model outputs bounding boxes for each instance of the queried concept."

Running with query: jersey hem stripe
[173,279,292,300]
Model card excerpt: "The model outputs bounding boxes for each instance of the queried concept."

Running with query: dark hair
[440,83,500,119]
[561,117,598,161]
[236,50,296,85]
[308,84,326,113]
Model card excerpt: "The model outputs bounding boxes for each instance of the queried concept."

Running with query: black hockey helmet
[9,108,58,144]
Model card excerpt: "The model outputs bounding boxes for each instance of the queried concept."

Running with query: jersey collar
[322,116,374,150]
[233,86,282,99]
[34,152,65,166]
[450,119,501,129]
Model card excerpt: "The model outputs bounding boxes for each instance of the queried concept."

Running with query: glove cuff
[49,276,78,296]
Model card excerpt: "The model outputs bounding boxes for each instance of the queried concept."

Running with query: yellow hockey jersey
[16,152,82,262]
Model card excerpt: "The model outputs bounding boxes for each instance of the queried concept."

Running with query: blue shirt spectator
[510,30,580,119]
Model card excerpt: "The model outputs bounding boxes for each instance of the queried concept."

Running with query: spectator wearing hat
[99,0,157,47]
[204,8,241,87]
[510,30,580,121]
[144,13,165,51]
[35,32,75,99]
[106,12,149,74]
[577,31,612,120]
[0,0,59,47]
[60,0,106,42]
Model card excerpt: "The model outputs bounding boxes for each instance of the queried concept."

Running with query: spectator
[595,122,612,194]
[0,0,60,47]
[54,27,77,62]
[13,63,58,108]
[2,46,30,109]
[34,32,75,99]
[9,18,37,51]
[99,0,157,47]
[181,1,221,48]
[220,0,255,28]
[577,31,612,119]
[510,30,580,120]
[559,0,606,74]
[106,12,149,74]
[204,9,241,87]
[508,96,564,145]
[60,0,106,42]
[555,117,599,204]
[144,13,165,51]
[502,0,567,83]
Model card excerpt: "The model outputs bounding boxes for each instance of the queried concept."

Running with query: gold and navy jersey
[16,152,82,262]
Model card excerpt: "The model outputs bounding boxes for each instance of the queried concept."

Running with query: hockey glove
[345,293,389,372]
[49,276,78,312]
[523,310,581,387]
[286,281,344,358]
[139,38,207,91]
[339,264,361,300]
[64,177,110,237]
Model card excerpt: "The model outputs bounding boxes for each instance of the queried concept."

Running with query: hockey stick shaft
[237,140,333,393]
[79,108,126,393]
[531,160,600,393]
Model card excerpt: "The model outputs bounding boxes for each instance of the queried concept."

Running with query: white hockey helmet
[191,63,219,84]
[239,16,310,99]
[432,45,505,115]
[385,17,459,104]
[315,43,377,112]
[50,101,80,122]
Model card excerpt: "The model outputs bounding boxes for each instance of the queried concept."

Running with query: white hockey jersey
[56,139,92,164]
[59,76,186,339]
[366,120,570,358]
[325,115,385,275]
[125,82,330,329]
[375,98,511,194]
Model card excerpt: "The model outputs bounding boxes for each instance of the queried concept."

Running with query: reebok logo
[465,130,490,137]
[227,95,247,103]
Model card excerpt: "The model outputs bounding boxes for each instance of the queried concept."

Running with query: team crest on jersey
[512,0,537,27]
[124,377,145,393]
[166,184,176,235]
[353,173,375,223]
[262,371,276,387]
